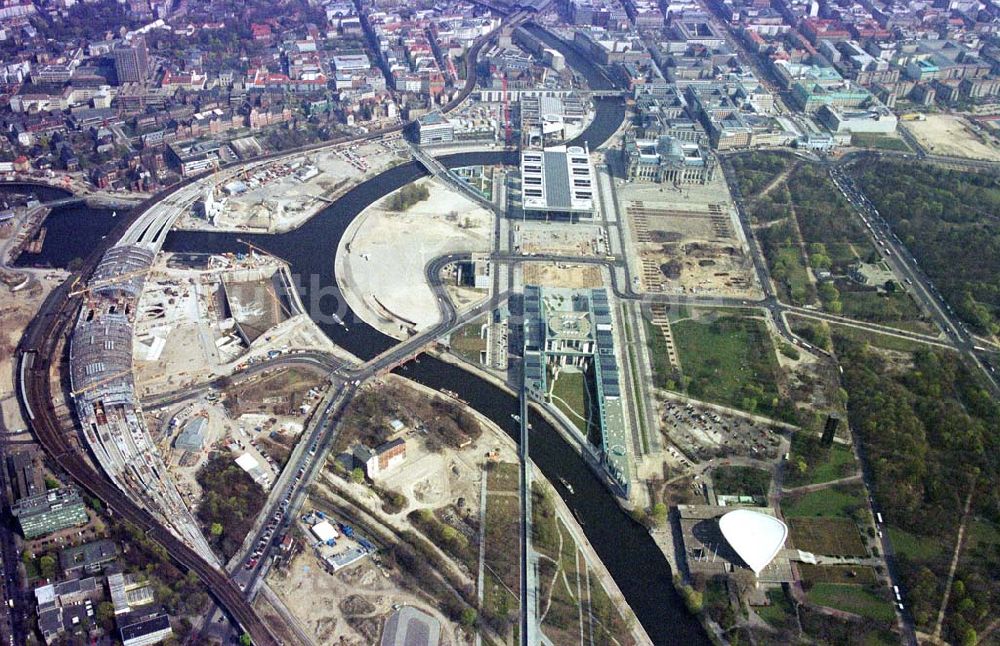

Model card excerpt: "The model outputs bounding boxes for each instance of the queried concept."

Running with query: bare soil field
[522,262,603,288]
[902,114,1000,161]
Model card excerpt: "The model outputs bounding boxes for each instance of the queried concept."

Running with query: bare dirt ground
[522,262,603,288]
[175,139,407,234]
[144,367,322,508]
[0,271,66,433]
[514,221,609,256]
[336,178,492,339]
[619,176,759,298]
[902,114,1000,161]
[133,254,343,397]
[269,548,462,646]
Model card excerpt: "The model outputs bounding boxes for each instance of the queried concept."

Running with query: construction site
[68,244,217,560]
[141,365,328,509]
[618,175,760,298]
[132,251,339,397]
[174,138,407,234]
[513,221,610,257]
[900,113,1000,161]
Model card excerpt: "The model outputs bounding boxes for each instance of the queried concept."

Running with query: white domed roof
[719,509,787,575]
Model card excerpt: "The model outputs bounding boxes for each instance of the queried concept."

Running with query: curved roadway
[15,10,527,645]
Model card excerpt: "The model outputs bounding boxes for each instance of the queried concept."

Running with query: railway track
[18,294,280,645]
[12,9,532,644]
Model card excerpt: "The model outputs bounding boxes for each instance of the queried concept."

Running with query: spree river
[18,27,706,645]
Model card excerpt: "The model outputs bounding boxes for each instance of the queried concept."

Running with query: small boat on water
[441,389,468,404]
[511,413,521,423]
[111,210,117,217]
[559,477,575,495]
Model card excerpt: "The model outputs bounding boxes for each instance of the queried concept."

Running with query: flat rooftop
[521,144,595,215]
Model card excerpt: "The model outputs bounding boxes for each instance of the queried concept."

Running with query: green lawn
[449,320,488,364]
[644,317,673,388]
[785,442,857,486]
[789,517,868,557]
[798,564,878,585]
[672,314,783,417]
[712,466,771,497]
[487,462,519,493]
[550,369,589,435]
[782,485,866,518]
[810,445,856,484]
[887,526,944,562]
[828,324,929,353]
[838,289,928,330]
[755,588,796,629]
[807,583,896,622]
[850,133,911,152]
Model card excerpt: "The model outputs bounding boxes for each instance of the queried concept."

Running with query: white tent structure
[719,509,788,575]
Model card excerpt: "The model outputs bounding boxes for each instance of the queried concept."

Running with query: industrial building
[235,452,272,487]
[174,417,207,452]
[381,606,442,646]
[11,486,89,539]
[623,135,716,184]
[519,144,595,222]
[522,287,630,494]
[353,438,406,478]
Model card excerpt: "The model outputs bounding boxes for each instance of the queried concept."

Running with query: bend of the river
[16,26,705,645]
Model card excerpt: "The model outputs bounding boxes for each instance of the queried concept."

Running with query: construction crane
[237,238,290,265]
[71,368,132,398]
[69,266,152,297]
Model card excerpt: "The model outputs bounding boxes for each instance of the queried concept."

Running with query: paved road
[0,418,27,646]
[827,165,1000,396]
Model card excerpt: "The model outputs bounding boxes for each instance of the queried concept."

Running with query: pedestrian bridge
[407,142,503,215]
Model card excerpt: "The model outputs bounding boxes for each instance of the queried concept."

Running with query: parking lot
[659,398,784,463]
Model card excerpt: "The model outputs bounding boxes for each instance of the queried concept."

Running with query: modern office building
[790,80,871,112]
[519,144,595,221]
[120,612,172,646]
[522,286,630,494]
[59,539,118,577]
[112,36,149,84]
[416,112,454,145]
[816,104,898,134]
[11,486,89,539]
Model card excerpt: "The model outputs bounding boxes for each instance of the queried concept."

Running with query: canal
[16,25,707,644]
